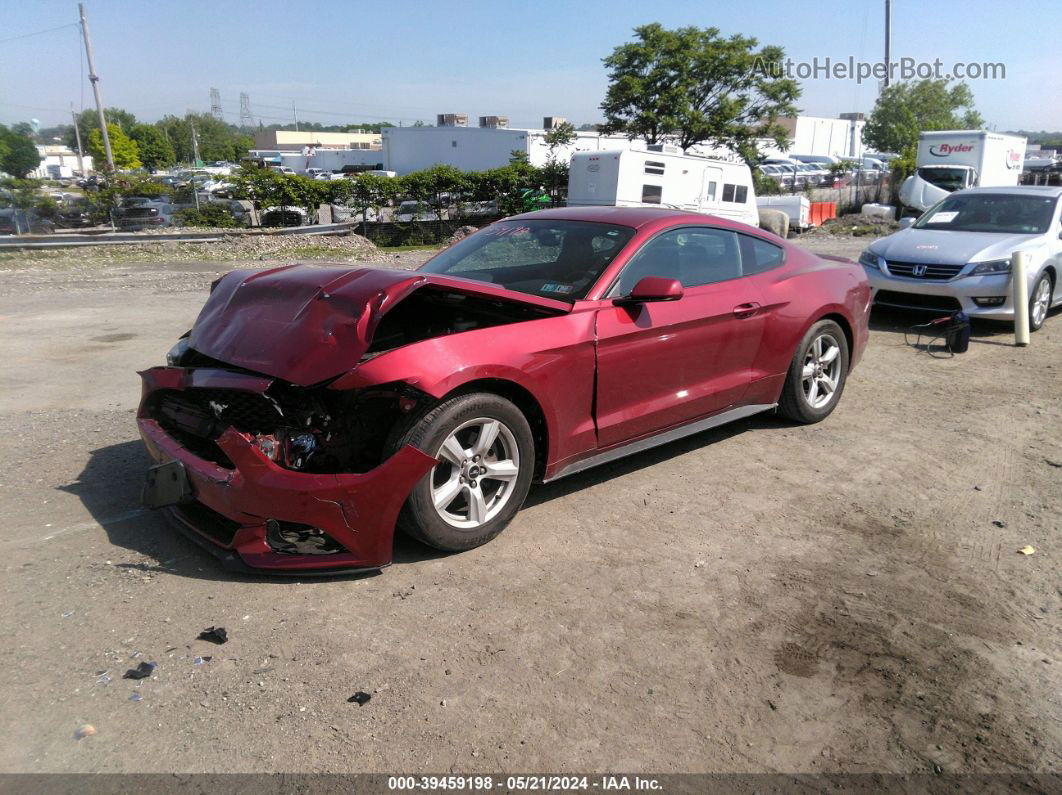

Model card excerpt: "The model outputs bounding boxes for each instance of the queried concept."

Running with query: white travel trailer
[899,130,1026,212]
[567,148,758,226]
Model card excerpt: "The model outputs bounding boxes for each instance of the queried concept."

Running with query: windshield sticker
[482,224,530,237]
[541,283,574,294]
[928,211,959,223]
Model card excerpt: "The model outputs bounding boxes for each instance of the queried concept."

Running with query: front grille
[885,260,964,280]
[148,388,285,468]
[169,388,283,434]
[874,290,962,313]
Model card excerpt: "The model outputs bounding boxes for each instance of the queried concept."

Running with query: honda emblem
[913,264,928,277]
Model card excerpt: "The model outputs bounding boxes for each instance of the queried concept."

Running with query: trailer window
[644,160,666,176]
[641,184,663,204]
[722,183,749,203]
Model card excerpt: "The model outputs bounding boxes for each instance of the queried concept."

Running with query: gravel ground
[0,235,1059,777]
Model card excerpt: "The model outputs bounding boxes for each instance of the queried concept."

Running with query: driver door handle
[733,302,761,318]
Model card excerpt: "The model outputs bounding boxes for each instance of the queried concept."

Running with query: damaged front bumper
[137,367,436,574]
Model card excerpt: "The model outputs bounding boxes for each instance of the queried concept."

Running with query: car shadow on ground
[66,413,786,582]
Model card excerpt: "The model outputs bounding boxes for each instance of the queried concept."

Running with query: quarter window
[739,234,785,274]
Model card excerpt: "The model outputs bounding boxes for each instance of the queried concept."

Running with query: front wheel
[390,393,535,551]
[777,319,850,424]
[1029,272,1054,332]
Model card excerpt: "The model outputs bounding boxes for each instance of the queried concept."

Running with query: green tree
[600,23,800,160]
[65,108,138,151]
[542,122,575,204]
[88,123,141,170]
[130,125,175,171]
[0,125,43,177]
[863,79,984,155]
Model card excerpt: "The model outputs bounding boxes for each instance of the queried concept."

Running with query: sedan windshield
[420,219,636,301]
[915,194,1058,234]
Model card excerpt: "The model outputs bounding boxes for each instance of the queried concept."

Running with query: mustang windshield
[915,194,1058,234]
[420,219,636,301]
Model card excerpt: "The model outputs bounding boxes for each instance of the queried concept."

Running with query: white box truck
[898,130,1026,212]
[567,148,758,226]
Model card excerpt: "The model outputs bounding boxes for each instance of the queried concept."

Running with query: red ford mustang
[138,207,870,574]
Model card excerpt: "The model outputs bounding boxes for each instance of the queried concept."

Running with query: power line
[0,22,78,45]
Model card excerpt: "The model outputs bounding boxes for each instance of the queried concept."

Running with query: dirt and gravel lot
[0,235,1058,777]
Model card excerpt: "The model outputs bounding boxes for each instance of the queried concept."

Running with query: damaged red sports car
[138,207,870,574]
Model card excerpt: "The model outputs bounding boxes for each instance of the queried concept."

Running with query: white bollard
[1012,250,1029,347]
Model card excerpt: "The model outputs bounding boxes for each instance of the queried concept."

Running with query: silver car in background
[860,186,1062,330]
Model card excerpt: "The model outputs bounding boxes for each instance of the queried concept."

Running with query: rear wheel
[390,393,535,551]
[778,319,850,424]
[1029,272,1053,332]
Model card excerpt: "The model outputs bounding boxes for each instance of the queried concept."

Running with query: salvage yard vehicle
[115,196,177,230]
[138,206,870,574]
[860,186,1062,330]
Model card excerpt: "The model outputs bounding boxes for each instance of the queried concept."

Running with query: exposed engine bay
[150,286,559,475]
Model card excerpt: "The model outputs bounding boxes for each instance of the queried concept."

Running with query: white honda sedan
[860,186,1062,330]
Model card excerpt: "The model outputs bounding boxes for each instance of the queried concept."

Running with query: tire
[777,319,850,424]
[389,392,535,551]
[1029,271,1053,332]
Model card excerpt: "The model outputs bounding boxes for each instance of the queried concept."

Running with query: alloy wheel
[431,418,521,529]
[1031,277,1052,328]
[801,333,842,410]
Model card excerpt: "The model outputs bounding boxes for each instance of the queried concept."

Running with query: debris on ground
[128,692,142,702]
[123,661,156,680]
[193,656,211,665]
[347,691,372,706]
[804,213,900,238]
[992,520,1007,528]
[197,626,228,644]
[1018,546,1036,556]
[73,724,96,740]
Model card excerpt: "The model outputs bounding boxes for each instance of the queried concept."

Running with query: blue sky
[2,0,1059,132]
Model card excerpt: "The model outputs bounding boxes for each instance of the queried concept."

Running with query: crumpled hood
[187,265,570,385]
[869,228,1044,265]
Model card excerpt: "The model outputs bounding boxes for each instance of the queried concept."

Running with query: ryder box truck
[899,130,1026,213]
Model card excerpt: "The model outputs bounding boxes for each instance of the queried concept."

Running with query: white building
[380,118,642,175]
[760,113,867,160]
[31,145,92,179]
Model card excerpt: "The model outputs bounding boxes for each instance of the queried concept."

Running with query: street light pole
[78,3,114,171]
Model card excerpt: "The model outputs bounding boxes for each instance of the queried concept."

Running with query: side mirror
[614,276,684,305]
[898,217,915,230]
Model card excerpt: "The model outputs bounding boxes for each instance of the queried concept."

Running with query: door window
[613,227,743,294]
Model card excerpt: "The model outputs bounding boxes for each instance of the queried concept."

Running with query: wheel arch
[816,312,855,370]
[441,378,550,481]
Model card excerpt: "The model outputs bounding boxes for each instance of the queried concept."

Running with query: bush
[176,203,241,228]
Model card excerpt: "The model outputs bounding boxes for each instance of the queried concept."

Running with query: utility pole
[293,100,299,132]
[70,104,85,175]
[189,119,201,210]
[78,3,114,170]
[883,0,892,88]
[210,87,223,121]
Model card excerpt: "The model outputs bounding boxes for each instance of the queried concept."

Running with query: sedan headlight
[166,337,191,366]
[858,249,884,270]
[969,259,1011,276]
